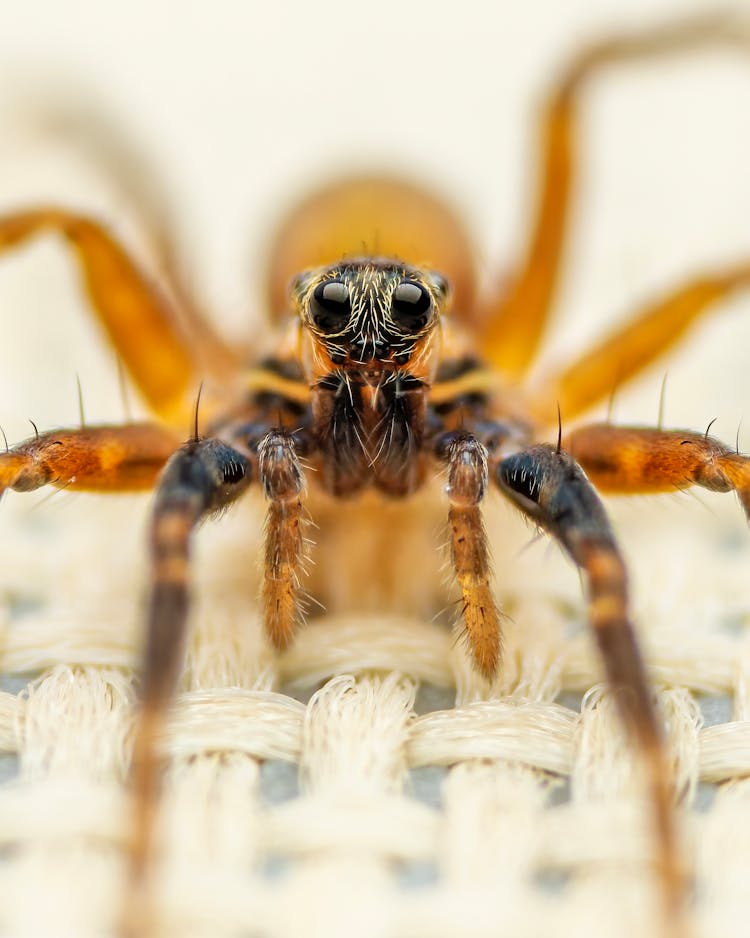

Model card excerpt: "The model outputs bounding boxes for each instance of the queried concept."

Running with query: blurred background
[0,0,749,445]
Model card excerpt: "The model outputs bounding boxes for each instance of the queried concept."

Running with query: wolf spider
[0,15,749,938]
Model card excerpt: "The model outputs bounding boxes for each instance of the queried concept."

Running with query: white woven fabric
[0,480,748,937]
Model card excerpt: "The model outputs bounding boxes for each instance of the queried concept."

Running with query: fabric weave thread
[0,487,748,937]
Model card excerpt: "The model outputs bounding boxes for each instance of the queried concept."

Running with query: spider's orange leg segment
[567,423,750,517]
[0,423,180,497]
[0,210,222,422]
[532,264,750,425]
[496,444,683,928]
[6,93,240,380]
[481,16,747,378]
[436,431,501,680]
[127,439,251,933]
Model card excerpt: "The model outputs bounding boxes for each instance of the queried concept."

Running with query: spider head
[292,259,448,381]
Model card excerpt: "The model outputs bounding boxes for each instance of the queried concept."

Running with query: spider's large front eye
[310,280,351,333]
[391,281,432,331]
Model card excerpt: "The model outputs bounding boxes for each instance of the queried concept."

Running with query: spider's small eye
[310,280,351,333]
[391,281,432,331]
[428,272,449,299]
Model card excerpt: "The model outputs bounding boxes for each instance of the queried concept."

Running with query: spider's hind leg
[480,15,749,380]
[0,210,240,423]
[531,265,750,426]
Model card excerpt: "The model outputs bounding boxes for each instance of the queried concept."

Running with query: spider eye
[391,281,432,331]
[310,280,351,333]
[428,272,449,299]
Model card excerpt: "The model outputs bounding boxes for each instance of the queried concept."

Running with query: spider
[0,16,748,938]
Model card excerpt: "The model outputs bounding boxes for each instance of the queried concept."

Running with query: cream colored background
[0,0,749,434]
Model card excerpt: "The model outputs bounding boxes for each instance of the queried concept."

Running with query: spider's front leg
[129,437,252,906]
[128,424,310,905]
[494,443,683,929]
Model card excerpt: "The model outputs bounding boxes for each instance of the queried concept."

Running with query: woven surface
[0,475,749,937]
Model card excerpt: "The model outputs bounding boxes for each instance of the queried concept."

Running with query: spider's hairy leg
[435,430,501,680]
[532,264,750,425]
[480,14,749,377]
[0,210,238,422]
[495,444,684,932]
[127,438,251,931]
[0,422,180,496]
[257,429,309,652]
[567,423,750,517]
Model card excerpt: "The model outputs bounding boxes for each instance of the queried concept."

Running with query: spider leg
[480,14,748,378]
[434,430,501,680]
[0,422,180,496]
[567,422,750,516]
[17,102,241,378]
[0,210,240,422]
[495,443,683,930]
[531,265,750,425]
[128,425,310,893]
[127,437,251,933]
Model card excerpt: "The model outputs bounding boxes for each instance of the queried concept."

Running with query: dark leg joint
[496,444,615,557]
